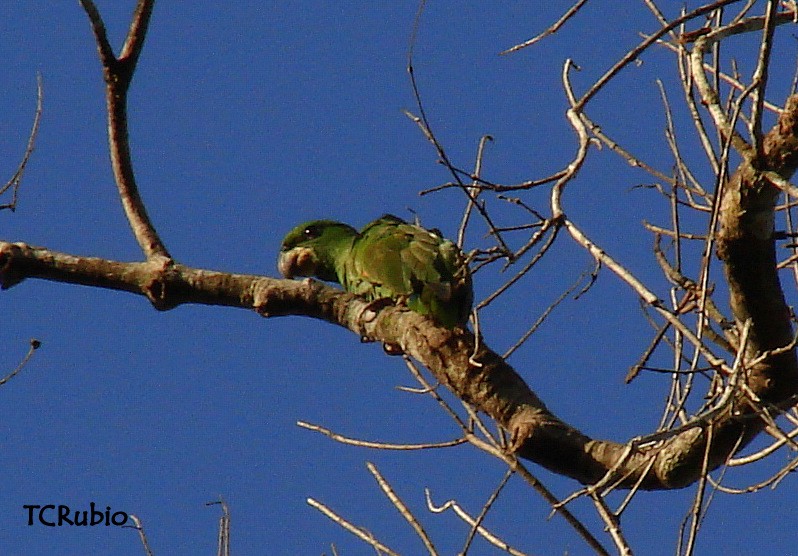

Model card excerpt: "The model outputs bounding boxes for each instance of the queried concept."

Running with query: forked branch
[79,0,169,260]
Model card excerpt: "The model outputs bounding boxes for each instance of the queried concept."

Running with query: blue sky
[2,2,797,554]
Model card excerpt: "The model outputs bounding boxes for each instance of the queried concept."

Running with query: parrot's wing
[345,215,472,327]
[344,216,417,298]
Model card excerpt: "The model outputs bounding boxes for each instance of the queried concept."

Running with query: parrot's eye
[303,226,320,239]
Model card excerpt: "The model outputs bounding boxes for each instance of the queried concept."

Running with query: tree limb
[2,234,792,491]
[79,0,169,260]
[5,1,798,500]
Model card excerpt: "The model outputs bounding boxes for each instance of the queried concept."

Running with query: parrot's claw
[382,342,404,356]
[361,297,395,322]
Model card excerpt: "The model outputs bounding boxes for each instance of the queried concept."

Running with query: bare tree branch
[500,0,590,54]
[8,3,798,553]
[206,499,231,556]
[0,74,43,211]
[297,420,468,451]
[426,489,532,556]
[126,515,154,556]
[367,462,437,555]
[307,497,400,556]
[79,0,169,260]
[0,338,41,387]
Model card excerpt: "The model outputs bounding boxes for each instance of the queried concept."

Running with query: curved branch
[573,0,743,112]
[80,0,169,260]
[0,237,789,491]
[687,8,797,160]
[1,74,43,211]
[6,1,798,499]
[716,95,798,398]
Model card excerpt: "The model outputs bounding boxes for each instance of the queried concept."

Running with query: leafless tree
[3,2,798,554]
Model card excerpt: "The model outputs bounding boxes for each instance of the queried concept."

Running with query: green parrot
[278,214,472,328]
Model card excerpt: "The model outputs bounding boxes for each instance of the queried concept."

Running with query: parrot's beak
[278,247,317,279]
[277,250,296,279]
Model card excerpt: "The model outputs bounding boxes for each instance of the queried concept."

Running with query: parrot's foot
[358,298,403,354]
[359,336,402,355]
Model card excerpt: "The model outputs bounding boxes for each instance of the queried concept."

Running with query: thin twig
[297,420,467,450]
[0,339,41,387]
[728,421,798,465]
[405,2,511,255]
[681,423,714,556]
[0,74,43,211]
[689,9,798,158]
[206,498,231,556]
[652,36,784,115]
[575,0,744,111]
[307,498,400,556]
[426,490,531,556]
[367,462,437,555]
[748,0,779,162]
[476,221,560,311]
[461,468,514,555]
[503,264,592,359]
[560,53,734,375]
[500,0,590,54]
[657,79,707,200]
[457,135,493,248]
[590,493,633,556]
[403,357,608,555]
[126,515,154,556]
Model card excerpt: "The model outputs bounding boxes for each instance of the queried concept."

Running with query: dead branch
[307,498,400,556]
[79,0,169,260]
[296,421,468,451]
[425,489,532,556]
[0,237,773,492]
[0,74,43,211]
[0,338,41,387]
[126,515,154,556]
[367,462,437,555]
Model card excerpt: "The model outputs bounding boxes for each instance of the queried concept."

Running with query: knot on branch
[142,255,177,310]
[0,242,29,289]
[508,405,568,452]
[766,94,798,175]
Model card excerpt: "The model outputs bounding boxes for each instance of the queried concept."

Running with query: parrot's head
[278,220,358,282]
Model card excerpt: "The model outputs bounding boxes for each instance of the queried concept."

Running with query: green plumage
[278,215,472,328]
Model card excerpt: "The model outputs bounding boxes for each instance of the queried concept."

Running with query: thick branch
[717,94,798,398]
[0,239,775,490]
[658,95,798,485]
[8,9,797,495]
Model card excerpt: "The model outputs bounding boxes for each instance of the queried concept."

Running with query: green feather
[278,214,472,328]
